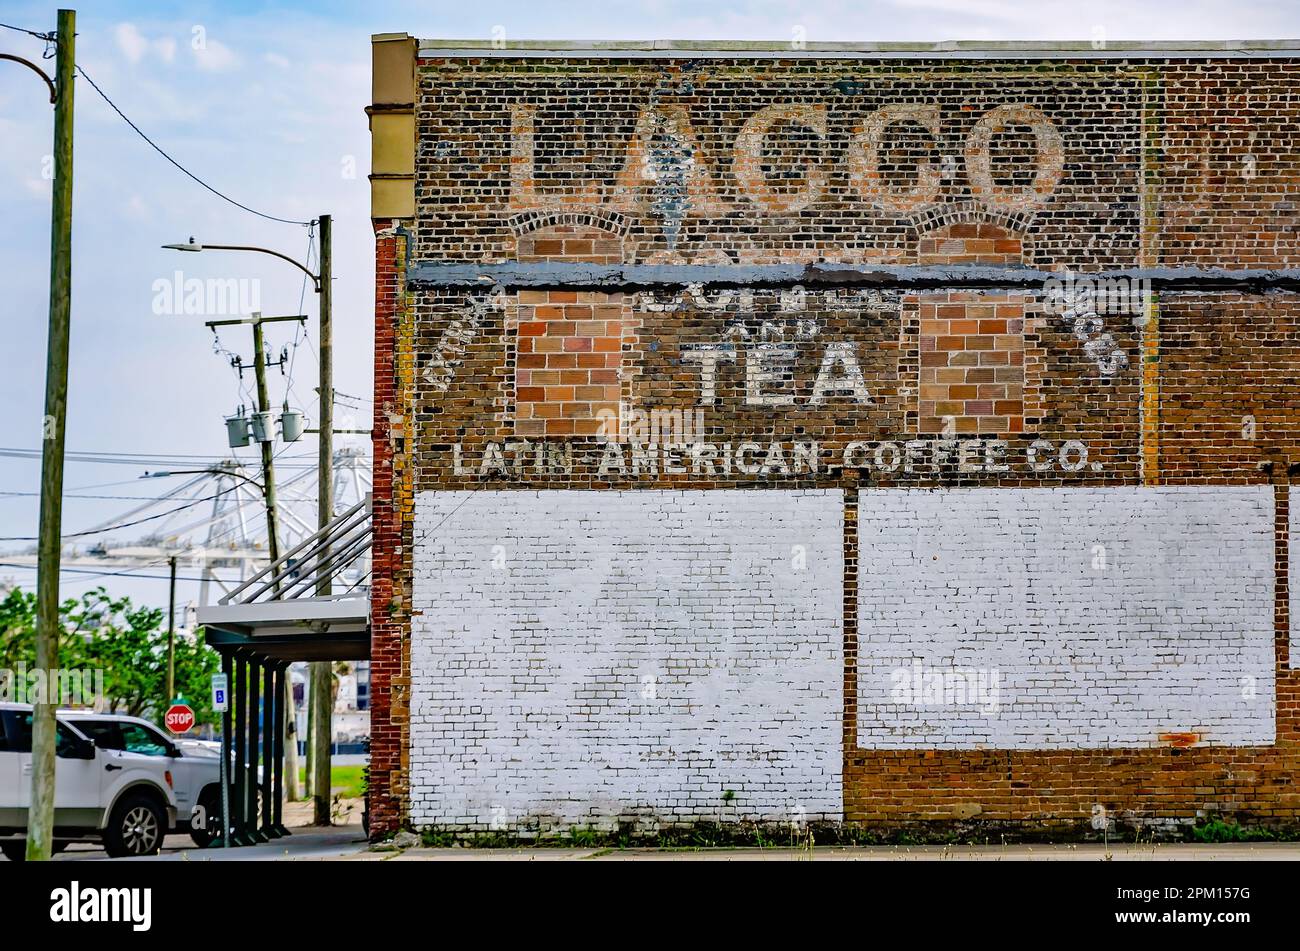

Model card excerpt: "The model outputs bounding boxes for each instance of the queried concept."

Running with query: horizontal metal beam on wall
[407,261,1300,293]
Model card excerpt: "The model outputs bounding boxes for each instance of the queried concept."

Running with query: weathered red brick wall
[368,53,1300,836]
[367,227,407,838]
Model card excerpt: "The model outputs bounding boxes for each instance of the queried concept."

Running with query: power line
[0,452,232,468]
[335,389,373,405]
[283,225,317,409]
[0,447,232,457]
[0,21,53,41]
[413,475,494,546]
[0,447,249,462]
[65,477,180,492]
[0,491,215,502]
[0,562,210,583]
[209,326,258,409]
[74,63,313,227]
[0,447,340,469]
[169,439,308,551]
[0,487,237,542]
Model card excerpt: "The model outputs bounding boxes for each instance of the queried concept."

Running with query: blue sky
[2,0,1299,612]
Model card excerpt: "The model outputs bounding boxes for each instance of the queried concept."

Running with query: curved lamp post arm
[0,52,56,103]
[168,242,321,292]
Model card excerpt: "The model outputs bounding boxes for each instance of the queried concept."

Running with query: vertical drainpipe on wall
[1140,69,1162,486]
[367,31,417,837]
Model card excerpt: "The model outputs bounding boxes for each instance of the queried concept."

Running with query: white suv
[0,703,179,860]
[60,712,224,848]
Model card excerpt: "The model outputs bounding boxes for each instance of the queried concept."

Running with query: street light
[0,52,57,103]
[162,237,322,292]
[140,467,265,493]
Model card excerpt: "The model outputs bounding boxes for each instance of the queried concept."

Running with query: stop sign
[164,702,195,735]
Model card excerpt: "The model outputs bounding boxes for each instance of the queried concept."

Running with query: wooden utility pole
[27,8,75,863]
[283,673,299,801]
[250,316,281,566]
[309,214,333,824]
[166,555,177,700]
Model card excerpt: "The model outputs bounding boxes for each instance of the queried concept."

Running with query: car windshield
[70,719,119,749]
[69,719,172,756]
[122,723,171,756]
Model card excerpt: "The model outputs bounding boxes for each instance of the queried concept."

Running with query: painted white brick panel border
[857,486,1276,749]
[410,488,844,828]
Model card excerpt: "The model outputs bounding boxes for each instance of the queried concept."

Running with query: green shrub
[1191,816,1274,843]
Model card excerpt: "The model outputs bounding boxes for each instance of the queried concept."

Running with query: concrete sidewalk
[46,799,367,862]
[55,824,368,862]
[46,823,1300,862]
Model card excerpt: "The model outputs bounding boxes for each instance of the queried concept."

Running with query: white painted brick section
[410,488,844,829]
[1290,499,1300,669]
[857,486,1276,749]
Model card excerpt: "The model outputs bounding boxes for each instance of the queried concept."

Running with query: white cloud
[115,22,149,63]
[115,22,179,65]
[193,38,238,72]
[264,52,291,70]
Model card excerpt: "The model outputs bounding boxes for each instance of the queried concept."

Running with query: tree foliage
[0,586,219,724]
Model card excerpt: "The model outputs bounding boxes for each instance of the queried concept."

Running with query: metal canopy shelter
[196,497,371,847]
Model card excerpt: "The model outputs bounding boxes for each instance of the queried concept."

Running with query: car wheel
[104,793,166,858]
[191,787,224,848]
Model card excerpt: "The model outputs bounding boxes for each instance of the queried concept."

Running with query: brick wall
[368,225,412,837]
[409,489,843,829]
[368,48,1300,836]
[855,486,1276,749]
[514,291,628,437]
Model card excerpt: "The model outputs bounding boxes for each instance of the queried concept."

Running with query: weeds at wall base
[400,817,1300,850]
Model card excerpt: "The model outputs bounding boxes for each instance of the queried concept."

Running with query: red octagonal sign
[164,703,195,735]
